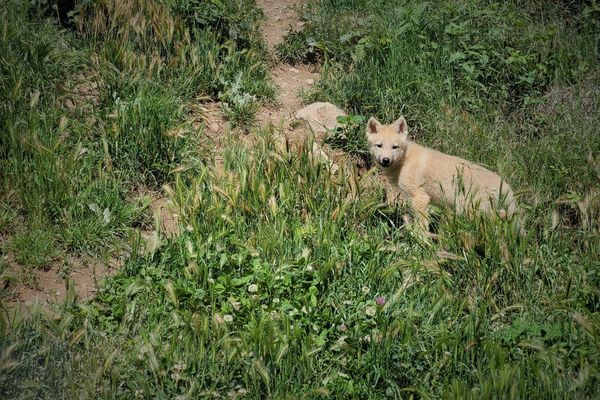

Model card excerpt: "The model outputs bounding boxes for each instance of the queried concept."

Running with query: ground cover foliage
[1,0,600,399]
[0,0,272,276]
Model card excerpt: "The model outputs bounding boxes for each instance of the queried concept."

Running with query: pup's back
[408,143,516,218]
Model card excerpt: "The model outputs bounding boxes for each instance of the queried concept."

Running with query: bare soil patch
[2,190,179,312]
[256,0,319,135]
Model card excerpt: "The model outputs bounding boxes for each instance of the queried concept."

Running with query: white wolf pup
[366,116,516,229]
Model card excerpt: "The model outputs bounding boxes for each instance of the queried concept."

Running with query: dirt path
[256,0,319,129]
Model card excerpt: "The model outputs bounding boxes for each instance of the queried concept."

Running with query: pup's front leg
[410,191,431,232]
[385,180,401,207]
[386,183,413,226]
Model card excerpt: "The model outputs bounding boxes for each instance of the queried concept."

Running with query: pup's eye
[392,145,399,149]
[376,144,383,148]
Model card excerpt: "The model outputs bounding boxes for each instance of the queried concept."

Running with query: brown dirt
[256,0,320,133]
[257,64,320,129]
[2,251,119,310]
[258,0,306,51]
[2,190,180,312]
[199,0,320,145]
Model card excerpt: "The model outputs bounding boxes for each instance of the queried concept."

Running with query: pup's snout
[381,157,391,167]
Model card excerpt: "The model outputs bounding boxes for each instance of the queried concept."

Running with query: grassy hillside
[0,0,273,279]
[1,0,599,398]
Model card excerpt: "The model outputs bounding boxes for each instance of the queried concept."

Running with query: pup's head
[365,116,409,168]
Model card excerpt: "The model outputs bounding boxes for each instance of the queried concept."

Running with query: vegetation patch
[0,0,273,275]
[1,0,599,399]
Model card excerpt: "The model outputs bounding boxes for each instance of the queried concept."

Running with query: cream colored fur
[366,116,516,228]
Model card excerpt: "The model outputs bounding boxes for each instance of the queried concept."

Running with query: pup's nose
[381,158,391,166]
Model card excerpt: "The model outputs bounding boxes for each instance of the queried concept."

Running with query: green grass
[0,0,273,263]
[7,228,60,270]
[1,0,599,399]
[2,133,598,398]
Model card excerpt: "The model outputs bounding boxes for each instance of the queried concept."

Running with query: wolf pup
[366,116,516,229]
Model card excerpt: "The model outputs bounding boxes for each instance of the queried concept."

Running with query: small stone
[289,67,300,73]
[295,102,347,133]
[305,79,314,85]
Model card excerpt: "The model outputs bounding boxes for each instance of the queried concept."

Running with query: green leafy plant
[325,114,371,165]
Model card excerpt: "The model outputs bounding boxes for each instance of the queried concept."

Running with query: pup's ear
[366,117,381,135]
[392,116,408,139]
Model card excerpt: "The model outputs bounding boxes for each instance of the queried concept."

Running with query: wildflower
[223,314,233,323]
[170,360,186,381]
[362,286,371,295]
[365,305,377,317]
[248,284,258,293]
[375,296,386,306]
[306,265,314,272]
[214,313,225,325]
[338,322,348,332]
[137,345,148,361]
[174,360,187,371]
[229,298,241,311]
[301,247,311,258]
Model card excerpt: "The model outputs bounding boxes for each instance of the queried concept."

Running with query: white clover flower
[137,345,147,361]
[272,298,280,304]
[362,286,371,295]
[214,313,224,325]
[171,370,181,381]
[365,305,377,317]
[223,314,233,323]
[305,265,314,272]
[229,298,241,311]
[248,284,258,293]
[343,300,352,305]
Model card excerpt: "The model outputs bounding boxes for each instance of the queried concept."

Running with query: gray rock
[294,102,347,133]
